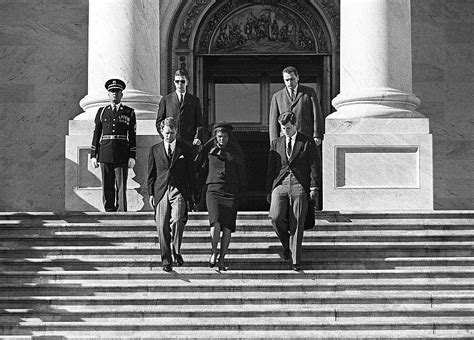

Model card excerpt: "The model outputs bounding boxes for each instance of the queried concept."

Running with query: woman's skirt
[206,182,239,232]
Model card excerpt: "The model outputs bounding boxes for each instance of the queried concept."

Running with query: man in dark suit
[269,65,324,146]
[269,65,324,211]
[148,117,196,272]
[91,78,137,212]
[156,69,204,149]
[266,112,319,271]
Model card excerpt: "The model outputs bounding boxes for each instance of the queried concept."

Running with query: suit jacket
[156,92,203,144]
[269,84,323,143]
[91,104,137,164]
[266,133,320,229]
[147,140,196,204]
[266,132,319,195]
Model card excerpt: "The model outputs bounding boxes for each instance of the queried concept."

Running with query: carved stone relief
[176,0,339,55]
[208,5,318,53]
[200,1,333,54]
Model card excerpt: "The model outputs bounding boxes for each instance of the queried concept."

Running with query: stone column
[78,0,160,120]
[66,0,161,211]
[323,0,433,211]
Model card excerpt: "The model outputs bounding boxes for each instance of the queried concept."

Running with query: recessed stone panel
[77,148,101,189]
[335,146,419,188]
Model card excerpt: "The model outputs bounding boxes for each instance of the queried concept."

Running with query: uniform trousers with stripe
[269,173,308,265]
[154,184,188,266]
[100,162,128,212]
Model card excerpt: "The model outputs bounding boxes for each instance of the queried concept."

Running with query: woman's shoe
[209,253,218,268]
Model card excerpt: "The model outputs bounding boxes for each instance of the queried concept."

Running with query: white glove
[91,157,99,168]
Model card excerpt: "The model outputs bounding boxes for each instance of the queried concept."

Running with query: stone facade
[411,0,474,209]
[0,0,88,211]
[0,0,472,211]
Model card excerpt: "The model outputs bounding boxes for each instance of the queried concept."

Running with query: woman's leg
[209,222,221,266]
[218,228,232,270]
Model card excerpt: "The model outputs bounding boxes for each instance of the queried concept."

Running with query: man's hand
[314,137,322,146]
[192,139,202,146]
[128,158,136,168]
[149,195,155,208]
[91,157,99,168]
[310,189,318,201]
[266,194,272,205]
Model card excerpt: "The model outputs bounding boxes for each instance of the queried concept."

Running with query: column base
[323,121,433,211]
[77,90,160,120]
[65,120,159,211]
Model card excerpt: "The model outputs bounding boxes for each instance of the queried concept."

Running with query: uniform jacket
[266,132,319,195]
[91,104,137,164]
[156,92,203,144]
[269,84,324,142]
[147,140,196,204]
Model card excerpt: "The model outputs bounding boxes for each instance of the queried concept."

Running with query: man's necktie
[112,105,117,114]
[179,93,183,105]
[287,138,292,159]
[168,144,173,161]
[291,89,295,101]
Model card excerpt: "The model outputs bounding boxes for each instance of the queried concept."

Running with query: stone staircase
[1,211,474,338]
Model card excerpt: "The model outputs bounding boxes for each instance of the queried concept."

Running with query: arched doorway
[167,0,339,210]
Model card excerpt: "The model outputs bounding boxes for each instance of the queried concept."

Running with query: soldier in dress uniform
[90,78,137,212]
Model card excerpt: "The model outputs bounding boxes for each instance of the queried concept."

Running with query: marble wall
[0,0,88,211]
[412,0,474,209]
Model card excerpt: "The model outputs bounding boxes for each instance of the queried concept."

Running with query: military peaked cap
[105,78,126,92]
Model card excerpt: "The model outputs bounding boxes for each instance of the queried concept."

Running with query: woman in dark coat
[195,122,247,271]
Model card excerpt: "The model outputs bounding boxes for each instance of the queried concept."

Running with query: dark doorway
[201,55,325,210]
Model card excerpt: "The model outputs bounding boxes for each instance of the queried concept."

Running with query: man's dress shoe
[292,264,302,272]
[162,264,172,272]
[174,254,184,267]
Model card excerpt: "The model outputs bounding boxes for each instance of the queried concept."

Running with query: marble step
[1,329,472,338]
[3,267,474,279]
[1,211,473,226]
[2,219,474,230]
[1,316,474,333]
[2,254,474,269]
[1,276,473,287]
[2,278,474,296]
[4,232,474,245]
[4,227,474,237]
[2,289,474,304]
[3,259,474,272]
[2,250,474,263]
[1,302,472,315]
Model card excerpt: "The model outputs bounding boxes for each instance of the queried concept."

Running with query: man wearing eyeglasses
[156,69,203,150]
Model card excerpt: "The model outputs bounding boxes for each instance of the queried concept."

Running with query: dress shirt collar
[285,131,297,143]
[111,103,122,110]
[164,139,176,154]
[287,85,298,97]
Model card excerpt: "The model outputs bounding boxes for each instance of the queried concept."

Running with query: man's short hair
[174,69,189,80]
[278,111,297,126]
[282,66,298,77]
[160,117,177,131]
